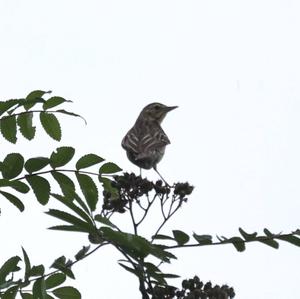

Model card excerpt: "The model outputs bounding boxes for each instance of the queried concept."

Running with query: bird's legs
[139,166,170,187]
[154,166,170,187]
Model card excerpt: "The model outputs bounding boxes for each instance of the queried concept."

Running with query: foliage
[0,91,299,299]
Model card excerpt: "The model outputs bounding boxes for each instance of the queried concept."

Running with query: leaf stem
[166,232,300,250]
[16,168,114,182]
[0,109,86,124]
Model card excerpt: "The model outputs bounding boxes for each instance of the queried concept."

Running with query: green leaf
[51,256,66,268]
[150,244,177,262]
[51,257,74,279]
[76,173,98,212]
[76,154,104,170]
[294,229,300,236]
[48,225,88,233]
[40,112,61,141]
[24,157,49,173]
[226,237,246,252]
[50,147,75,168]
[55,268,75,280]
[26,90,50,99]
[257,237,279,249]
[0,179,29,194]
[277,235,300,247]
[22,247,31,280]
[216,235,226,242]
[74,193,91,215]
[43,96,71,110]
[28,265,45,277]
[0,99,20,116]
[88,231,105,244]
[100,227,149,258]
[239,228,257,241]
[0,256,21,284]
[0,280,16,292]
[264,228,275,237]
[32,277,46,299]
[193,233,213,245]
[75,245,90,261]
[23,294,47,299]
[145,271,167,285]
[50,193,94,226]
[94,214,118,229]
[161,273,180,279]
[0,280,16,291]
[143,262,161,274]
[172,230,190,245]
[99,177,119,200]
[45,273,66,289]
[7,180,30,193]
[0,191,24,212]
[25,90,50,110]
[152,234,175,241]
[51,172,76,199]
[21,293,34,299]
[56,109,87,124]
[52,286,81,299]
[45,209,92,232]
[118,263,140,277]
[99,162,122,174]
[1,153,24,179]
[2,285,18,299]
[26,175,50,205]
[100,227,175,262]
[0,115,17,143]
[17,113,35,140]
[73,193,90,214]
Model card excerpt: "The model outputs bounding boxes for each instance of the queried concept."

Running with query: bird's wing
[122,127,170,154]
[145,129,170,148]
[121,127,140,153]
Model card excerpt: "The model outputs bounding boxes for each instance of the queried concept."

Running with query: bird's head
[139,103,178,124]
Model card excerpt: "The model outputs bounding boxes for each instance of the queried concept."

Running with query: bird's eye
[154,104,160,110]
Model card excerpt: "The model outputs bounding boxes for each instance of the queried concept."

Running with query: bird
[122,102,178,184]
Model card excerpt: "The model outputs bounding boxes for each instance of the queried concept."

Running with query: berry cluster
[174,182,194,200]
[151,276,235,299]
[112,172,154,197]
[102,173,153,213]
[102,173,194,213]
[153,180,171,195]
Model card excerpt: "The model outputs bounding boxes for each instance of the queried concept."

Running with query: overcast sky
[1,1,300,298]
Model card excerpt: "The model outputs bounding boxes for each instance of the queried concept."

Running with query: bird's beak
[165,105,178,112]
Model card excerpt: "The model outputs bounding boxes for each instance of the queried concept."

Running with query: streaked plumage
[122,103,177,172]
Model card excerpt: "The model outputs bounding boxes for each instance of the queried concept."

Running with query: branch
[153,194,183,240]
[116,246,149,299]
[136,195,156,226]
[128,199,138,235]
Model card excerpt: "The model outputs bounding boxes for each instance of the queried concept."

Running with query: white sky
[1,1,300,298]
